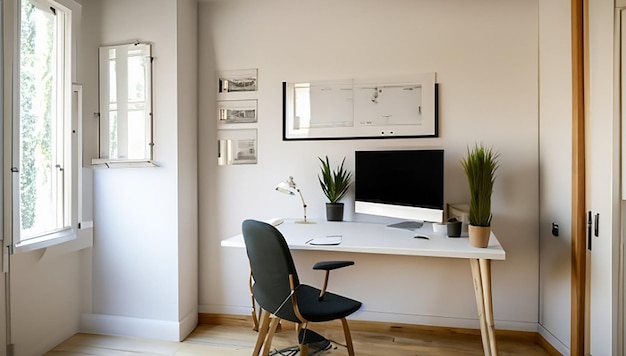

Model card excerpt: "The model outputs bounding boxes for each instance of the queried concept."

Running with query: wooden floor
[46,321,553,355]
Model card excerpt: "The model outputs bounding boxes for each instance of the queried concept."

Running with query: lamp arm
[296,188,308,223]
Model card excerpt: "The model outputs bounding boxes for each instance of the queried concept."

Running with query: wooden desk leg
[479,259,497,356]
[470,259,491,356]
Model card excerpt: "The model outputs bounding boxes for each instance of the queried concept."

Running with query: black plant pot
[325,203,344,221]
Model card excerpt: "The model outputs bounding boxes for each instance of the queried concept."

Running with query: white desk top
[221,219,506,260]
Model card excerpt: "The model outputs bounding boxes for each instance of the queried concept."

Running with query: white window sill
[91,158,157,168]
[15,228,76,253]
[14,222,94,256]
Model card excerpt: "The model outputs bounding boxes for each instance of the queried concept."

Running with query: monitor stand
[386,221,424,231]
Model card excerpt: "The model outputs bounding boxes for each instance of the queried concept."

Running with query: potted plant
[318,156,353,221]
[461,143,499,247]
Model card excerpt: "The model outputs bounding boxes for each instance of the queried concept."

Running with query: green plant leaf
[461,143,499,227]
[318,156,353,203]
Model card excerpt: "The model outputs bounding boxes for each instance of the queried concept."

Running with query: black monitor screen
[355,150,444,210]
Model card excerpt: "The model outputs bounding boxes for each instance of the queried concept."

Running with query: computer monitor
[354,149,444,224]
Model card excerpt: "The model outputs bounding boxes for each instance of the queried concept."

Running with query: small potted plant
[318,156,353,221]
[461,143,499,247]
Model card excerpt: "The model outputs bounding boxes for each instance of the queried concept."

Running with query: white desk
[222,219,506,356]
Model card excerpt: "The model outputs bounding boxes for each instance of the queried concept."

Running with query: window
[14,0,75,249]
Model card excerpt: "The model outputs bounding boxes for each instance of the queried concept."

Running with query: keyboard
[386,221,424,231]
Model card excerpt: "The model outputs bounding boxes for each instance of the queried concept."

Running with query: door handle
[587,211,592,250]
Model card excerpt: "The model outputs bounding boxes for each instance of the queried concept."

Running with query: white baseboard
[351,310,539,332]
[538,323,569,355]
[80,309,198,341]
[199,304,538,332]
[179,309,199,339]
[199,304,253,316]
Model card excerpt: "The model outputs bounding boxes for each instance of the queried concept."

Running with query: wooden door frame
[615,3,626,354]
[571,0,586,354]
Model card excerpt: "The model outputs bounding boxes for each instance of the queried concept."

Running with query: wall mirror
[283,73,438,140]
[93,42,154,166]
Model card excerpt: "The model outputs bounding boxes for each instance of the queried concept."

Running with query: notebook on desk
[307,235,342,245]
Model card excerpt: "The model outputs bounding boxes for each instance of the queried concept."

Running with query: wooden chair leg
[249,271,259,331]
[340,318,356,356]
[262,316,281,356]
[251,302,259,331]
[296,322,309,356]
[252,309,271,356]
[299,343,309,356]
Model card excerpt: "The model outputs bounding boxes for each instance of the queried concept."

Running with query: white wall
[538,0,573,354]
[84,0,198,341]
[199,0,540,331]
[10,248,85,355]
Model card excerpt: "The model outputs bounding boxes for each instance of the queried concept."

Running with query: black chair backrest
[242,219,301,322]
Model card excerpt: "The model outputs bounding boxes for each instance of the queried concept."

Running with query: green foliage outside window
[19,2,55,231]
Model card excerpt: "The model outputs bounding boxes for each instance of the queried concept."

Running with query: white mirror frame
[93,42,154,167]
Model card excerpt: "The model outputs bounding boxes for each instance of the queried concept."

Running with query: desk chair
[242,219,362,356]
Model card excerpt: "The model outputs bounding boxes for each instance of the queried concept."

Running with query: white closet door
[586,2,621,355]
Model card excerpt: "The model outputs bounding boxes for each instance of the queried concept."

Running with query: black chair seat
[296,284,362,322]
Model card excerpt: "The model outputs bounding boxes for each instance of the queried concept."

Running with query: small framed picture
[218,69,258,93]
[217,100,258,124]
[217,129,257,165]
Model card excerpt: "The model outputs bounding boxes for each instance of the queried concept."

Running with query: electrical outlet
[551,222,559,237]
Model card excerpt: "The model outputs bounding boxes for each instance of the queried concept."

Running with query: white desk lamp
[275,176,314,224]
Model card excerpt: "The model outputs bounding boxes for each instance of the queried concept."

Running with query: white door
[586,1,621,355]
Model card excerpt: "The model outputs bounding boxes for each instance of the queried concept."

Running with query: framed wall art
[218,68,258,94]
[217,129,258,166]
[283,73,438,140]
[217,99,258,125]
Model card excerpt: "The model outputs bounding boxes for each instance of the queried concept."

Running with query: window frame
[10,0,78,252]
